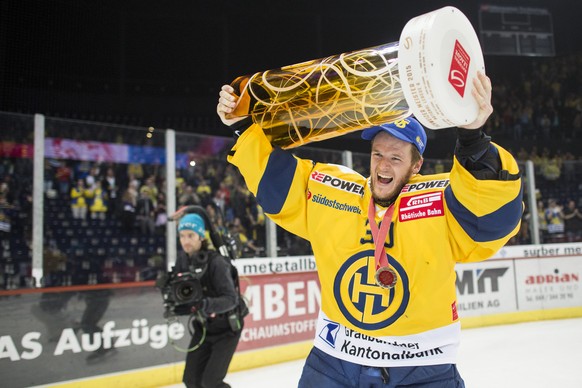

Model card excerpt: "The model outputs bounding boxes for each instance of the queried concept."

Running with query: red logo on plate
[452,301,458,321]
[448,40,470,97]
[398,191,444,222]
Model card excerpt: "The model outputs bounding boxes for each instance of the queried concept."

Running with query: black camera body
[156,270,203,317]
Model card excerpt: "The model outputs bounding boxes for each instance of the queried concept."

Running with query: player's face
[179,230,203,255]
[369,132,423,206]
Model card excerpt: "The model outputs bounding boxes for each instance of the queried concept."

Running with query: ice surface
[163,317,582,388]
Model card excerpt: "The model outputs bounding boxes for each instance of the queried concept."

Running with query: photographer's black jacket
[174,249,239,334]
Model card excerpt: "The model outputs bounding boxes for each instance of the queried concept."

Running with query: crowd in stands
[1,140,297,288]
[484,54,582,145]
[53,150,273,251]
[2,137,582,290]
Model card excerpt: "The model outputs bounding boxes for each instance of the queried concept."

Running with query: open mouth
[377,173,393,185]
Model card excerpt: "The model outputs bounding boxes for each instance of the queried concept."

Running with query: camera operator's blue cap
[361,117,427,155]
[178,213,206,238]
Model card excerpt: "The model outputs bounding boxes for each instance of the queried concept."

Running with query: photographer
[172,213,242,388]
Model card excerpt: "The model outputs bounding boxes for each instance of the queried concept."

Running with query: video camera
[156,269,204,317]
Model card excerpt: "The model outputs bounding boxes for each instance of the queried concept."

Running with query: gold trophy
[228,6,484,149]
[229,41,406,149]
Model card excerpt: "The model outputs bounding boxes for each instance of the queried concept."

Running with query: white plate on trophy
[398,6,485,129]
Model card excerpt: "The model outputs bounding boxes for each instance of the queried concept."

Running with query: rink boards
[1,243,581,387]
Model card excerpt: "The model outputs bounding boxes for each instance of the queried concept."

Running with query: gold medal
[375,266,397,289]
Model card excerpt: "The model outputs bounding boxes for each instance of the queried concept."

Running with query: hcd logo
[334,250,409,331]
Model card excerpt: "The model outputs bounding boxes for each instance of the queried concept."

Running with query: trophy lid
[398,6,485,129]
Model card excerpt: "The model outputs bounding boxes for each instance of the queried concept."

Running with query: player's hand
[217,84,247,126]
[458,71,493,130]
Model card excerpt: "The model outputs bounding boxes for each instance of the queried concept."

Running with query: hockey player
[216,72,522,387]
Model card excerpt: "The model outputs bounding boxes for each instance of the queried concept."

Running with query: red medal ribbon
[367,197,394,269]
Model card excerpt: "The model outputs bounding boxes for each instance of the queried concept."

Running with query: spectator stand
[2,110,582,291]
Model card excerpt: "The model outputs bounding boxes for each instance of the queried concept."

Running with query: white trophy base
[398,6,485,129]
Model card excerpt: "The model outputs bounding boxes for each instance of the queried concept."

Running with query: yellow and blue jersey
[228,123,522,366]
